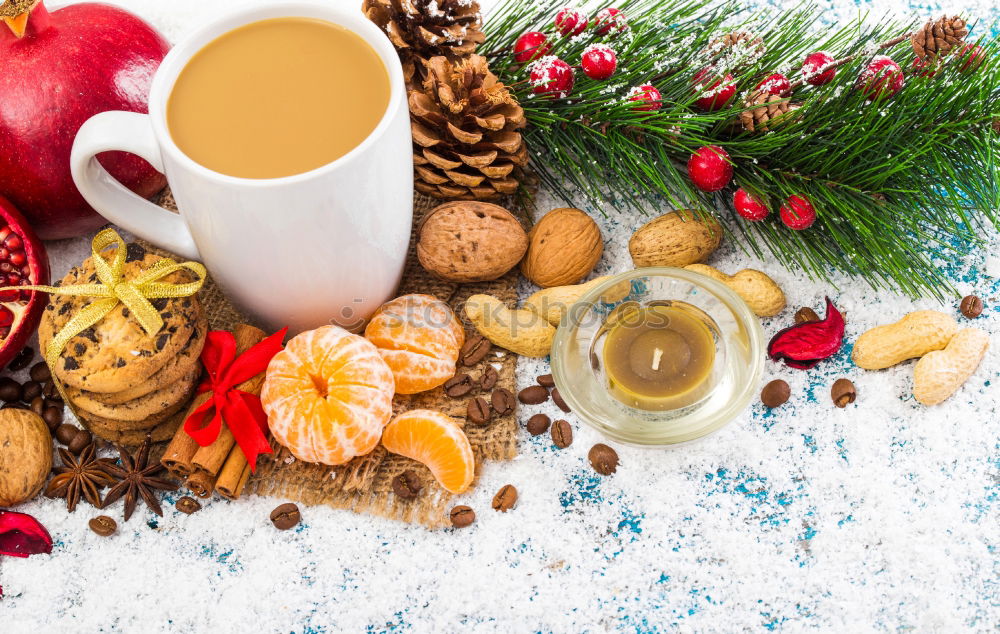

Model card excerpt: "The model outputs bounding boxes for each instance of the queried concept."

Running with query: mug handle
[70,111,200,260]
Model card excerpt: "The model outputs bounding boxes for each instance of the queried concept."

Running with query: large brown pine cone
[911,15,968,60]
[362,0,485,87]
[739,90,797,133]
[410,55,528,201]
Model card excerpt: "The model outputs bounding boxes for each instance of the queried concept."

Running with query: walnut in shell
[417,201,528,282]
[0,409,52,507]
[521,208,603,288]
[629,210,722,268]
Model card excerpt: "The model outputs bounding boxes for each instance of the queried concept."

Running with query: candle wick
[651,347,663,371]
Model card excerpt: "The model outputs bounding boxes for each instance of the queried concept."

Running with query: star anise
[45,442,116,513]
[102,435,178,522]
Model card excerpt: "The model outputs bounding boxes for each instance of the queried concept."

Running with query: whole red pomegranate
[0,0,169,239]
[0,194,49,368]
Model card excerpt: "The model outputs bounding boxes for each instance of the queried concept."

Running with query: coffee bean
[831,378,856,408]
[89,515,117,537]
[526,413,550,436]
[21,380,42,402]
[43,405,63,429]
[760,379,791,408]
[55,423,79,445]
[28,362,51,383]
[43,381,60,400]
[479,365,498,391]
[517,385,549,405]
[444,373,474,398]
[960,295,983,319]
[449,505,475,528]
[460,334,491,367]
[68,429,93,455]
[467,397,491,425]
[391,470,423,500]
[492,484,518,512]
[537,374,555,388]
[6,346,33,372]
[270,503,301,530]
[491,388,515,416]
[588,444,619,475]
[551,419,573,448]
[29,396,44,415]
[176,496,202,514]
[0,377,22,402]
[794,307,820,323]
[551,388,570,413]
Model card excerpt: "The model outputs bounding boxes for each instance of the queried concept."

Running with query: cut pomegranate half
[0,195,49,368]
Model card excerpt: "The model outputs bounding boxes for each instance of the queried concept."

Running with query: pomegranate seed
[0,290,17,303]
[0,227,11,242]
[7,273,20,285]
[4,234,22,250]
[0,262,11,273]
[9,252,25,267]
[0,306,14,327]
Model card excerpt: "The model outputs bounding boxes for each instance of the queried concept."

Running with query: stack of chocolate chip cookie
[39,243,207,445]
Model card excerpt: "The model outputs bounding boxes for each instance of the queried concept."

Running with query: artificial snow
[2,0,998,632]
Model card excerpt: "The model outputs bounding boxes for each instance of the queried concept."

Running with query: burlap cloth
[151,191,520,528]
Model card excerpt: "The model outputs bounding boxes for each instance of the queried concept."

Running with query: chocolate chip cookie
[66,308,207,406]
[39,243,201,393]
[70,365,201,421]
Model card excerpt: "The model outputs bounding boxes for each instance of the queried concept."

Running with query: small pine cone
[740,90,794,133]
[911,15,968,60]
[410,55,528,201]
[707,30,765,65]
[363,0,485,87]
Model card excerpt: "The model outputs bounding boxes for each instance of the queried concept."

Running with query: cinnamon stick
[216,447,252,500]
[161,393,208,478]
[189,324,267,475]
[185,468,216,498]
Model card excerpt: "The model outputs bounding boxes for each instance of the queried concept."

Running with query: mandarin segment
[262,325,395,466]
[365,294,465,394]
[380,409,475,494]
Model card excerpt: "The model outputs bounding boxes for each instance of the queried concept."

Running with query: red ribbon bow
[183,328,287,472]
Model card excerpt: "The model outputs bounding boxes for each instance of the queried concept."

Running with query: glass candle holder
[550,268,764,447]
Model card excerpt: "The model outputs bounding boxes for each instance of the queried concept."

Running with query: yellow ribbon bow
[4,228,206,386]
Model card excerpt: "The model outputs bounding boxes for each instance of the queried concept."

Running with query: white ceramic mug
[70,1,412,333]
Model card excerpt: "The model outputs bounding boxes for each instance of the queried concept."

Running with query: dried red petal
[767,297,844,369]
[0,510,53,558]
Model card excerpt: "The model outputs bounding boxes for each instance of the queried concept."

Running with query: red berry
[555,8,587,37]
[687,146,733,192]
[692,68,737,111]
[593,8,627,36]
[858,56,904,100]
[802,51,836,86]
[756,73,791,96]
[957,44,986,72]
[581,44,617,80]
[733,188,769,221]
[779,195,816,230]
[514,31,552,63]
[628,84,662,112]
[530,57,575,98]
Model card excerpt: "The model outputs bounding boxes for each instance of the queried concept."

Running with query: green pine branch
[484,0,1000,298]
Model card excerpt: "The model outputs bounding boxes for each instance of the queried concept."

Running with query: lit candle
[602,303,715,411]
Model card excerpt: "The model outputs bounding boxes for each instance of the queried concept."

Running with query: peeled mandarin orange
[380,409,475,494]
[262,325,395,466]
[364,294,465,394]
